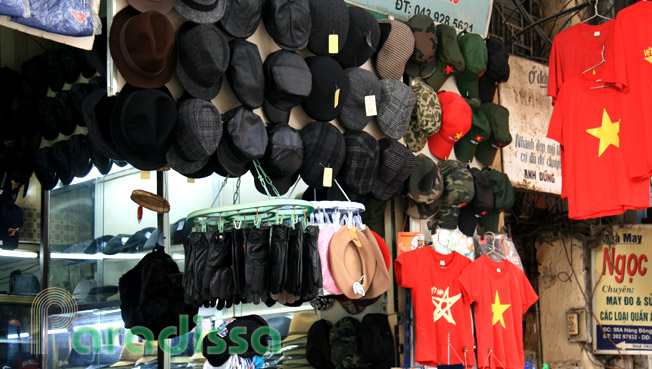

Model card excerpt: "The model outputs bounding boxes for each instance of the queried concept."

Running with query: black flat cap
[254,123,303,196]
[299,122,346,189]
[262,0,311,51]
[338,130,379,195]
[302,56,350,122]
[68,134,93,178]
[333,7,380,68]
[227,39,265,109]
[52,141,74,185]
[219,0,263,39]
[216,106,268,177]
[262,50,312,125]
[307,0,349,55]
[38,97,59,141]
[54,91,76,136]
[34,147,58,191]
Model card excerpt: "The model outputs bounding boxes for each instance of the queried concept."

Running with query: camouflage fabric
[439,159,475,207]
[424,24,466,91]
[404,14,438,77]
[403,196,442,219]
[406,154,443,203]
[435,205,460,229]
[330,317,370,369]
[404,82,441,152]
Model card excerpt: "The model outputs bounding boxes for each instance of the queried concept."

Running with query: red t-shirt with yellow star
[458,255,538,369]
[602,1,652,180]
[547,73,650,219]
[395,249,475,367]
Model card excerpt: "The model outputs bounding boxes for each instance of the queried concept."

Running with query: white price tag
[365,95,377,116]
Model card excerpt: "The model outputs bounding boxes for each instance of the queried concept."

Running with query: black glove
[232,228,247,297]
[301,225,322,300]
[284,222,303,296]
[244,226,271,304]
[200,231,218,304]
[269,224,290,295]
[183,232,209,307]
[182,237,194,305]
[207,231,235,304]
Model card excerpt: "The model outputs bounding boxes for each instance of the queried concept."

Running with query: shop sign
[592,226,652,354]
[345,0,493,37]
[499,56,561,195]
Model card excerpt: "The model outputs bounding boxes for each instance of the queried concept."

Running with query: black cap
[0,67,22,113]
[479,38,510,103]
[216,106,268,177]
[338,130,379,195]
[302,56,350,122]
[458,168,494,236]
[70,83,92,127]
[43,50,65,92]
[83,90,125,161]
[262,50,312,125]
[333,7,380,68]
[0,202,23,250]
[52,141,74,185]
[306,320,334,369]
[262,0,311,51]
[357,313,394,368]
[33,147,59,191]
[219,0,263,38]
[21,55,48,97]
[59,46,80,84]
[72,46,97,79]
[227,39,265,109]
[371,139,416,201]
[54,91,76,136]
[38,97,59,141]
[202,315,269,366]
[89,139,113,175]
[253,124,303,196]
[299,122,346,189]
[307,0,349,55]
[68,135,93,178]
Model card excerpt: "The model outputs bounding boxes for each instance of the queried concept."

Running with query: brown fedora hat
[109,7,178,88]
[361,227,391,299]
[128,0,175,13]
[329,226,377,300]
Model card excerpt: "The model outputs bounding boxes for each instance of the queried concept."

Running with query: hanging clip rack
[187,161,315,232]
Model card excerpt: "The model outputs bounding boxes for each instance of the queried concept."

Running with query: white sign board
[346,0,493,37]
[499,56,561,195]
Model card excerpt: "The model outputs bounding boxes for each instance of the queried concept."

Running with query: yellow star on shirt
[586,109,620,157]
[491,291,511,328]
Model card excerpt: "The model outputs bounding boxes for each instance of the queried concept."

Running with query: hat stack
[403,154,444,219]
[338,130,379,195]
[299,122,346,189]
[263,50,313,125]
[227,39,264,109]
[302,56,351,122]
[219,0,263,39]
[175,0,227,23]
[277,312,319,368]
[202,315,269,367]
[436,160,475,230]
[377,79,416,140]
[215,106,268,177]
[262,0,311,51]
[404,81,441,152]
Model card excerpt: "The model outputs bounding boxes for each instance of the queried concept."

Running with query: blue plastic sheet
[11,0,93,37]
[0,0,29,17]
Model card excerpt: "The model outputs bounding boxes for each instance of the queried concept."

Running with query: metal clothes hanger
[580,0,610,24]
[484,231,507,260]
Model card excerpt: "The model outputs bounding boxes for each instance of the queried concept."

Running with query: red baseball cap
[427,91,472,159]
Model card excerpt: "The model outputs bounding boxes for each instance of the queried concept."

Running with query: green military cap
[424,24,465,91]
[404,14,438,78]
[478,169,514,232]
[435,159,474,229]
[455,32,488,98]
[454,98,492,163]
[404,81,441,152]
[403,154,444,218]
[475,103,511,166]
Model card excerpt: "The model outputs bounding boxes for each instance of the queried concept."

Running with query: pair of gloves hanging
[182,223,323,309]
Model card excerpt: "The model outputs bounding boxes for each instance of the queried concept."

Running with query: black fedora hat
[83,90,126,161]
[110,84,177,170]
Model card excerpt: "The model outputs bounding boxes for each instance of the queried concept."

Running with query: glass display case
[0,295,37,369]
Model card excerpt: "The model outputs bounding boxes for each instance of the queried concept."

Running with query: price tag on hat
[334,87,340,109]
[140,171,150,180]
[365,95,377,116]
[323,167,333,187]
[329,34,339,54]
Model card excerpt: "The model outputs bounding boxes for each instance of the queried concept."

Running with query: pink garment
[317,224,342,295]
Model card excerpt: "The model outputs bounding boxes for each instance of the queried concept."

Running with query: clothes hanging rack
[187,161,315,231]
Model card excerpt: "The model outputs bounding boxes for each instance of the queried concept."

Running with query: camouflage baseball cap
[330,317,370,369]
[424,24,465,91]
[435,160,474,229]
[455,32,488,98]
[404,82,441,153]
[403,154,444,218]
[454,98,491,163]
[475,103,511,166]
[479,169,514,232]
[404,14,438,78]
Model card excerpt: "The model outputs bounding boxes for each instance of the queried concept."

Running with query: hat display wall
[374,19,414,80]
[262,50,312,125]
[174,0,227,23]
[109,7,178,88]
[219,0,263,39]
[333,7,380,68]
[262,0,311,51]
[110,84,177,170]
[176,23,229,101]
[307,0,349,56]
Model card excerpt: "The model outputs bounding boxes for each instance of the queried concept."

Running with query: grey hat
[176,23,229,101]
[166,98,222,175]
[174,0,227,24]
[338,68,381,131]
[219,0,263,39]
[377,79,416,140]
[227,39,264,109]
[307,0,349,55]
[262,50,312,125]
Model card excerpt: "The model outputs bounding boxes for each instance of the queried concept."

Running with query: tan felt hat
[281,312,318,344]
[135,341,158,364]
[329,226,377,300]
[361,227,391,299]
[110,342,144,367]
[131,189,170,213]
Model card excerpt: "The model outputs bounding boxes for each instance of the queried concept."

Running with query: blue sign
[346,0,493,37]
[596,325,652,352]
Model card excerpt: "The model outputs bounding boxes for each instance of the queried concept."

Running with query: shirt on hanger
[601,0,652,180]
[395,249,475,367]
[547,73,650,219]
[547,20,614,104]
[458,255,538,369]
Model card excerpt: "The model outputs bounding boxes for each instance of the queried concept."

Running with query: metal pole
[40,189,50,369]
